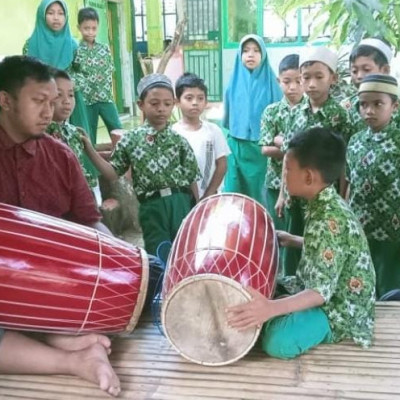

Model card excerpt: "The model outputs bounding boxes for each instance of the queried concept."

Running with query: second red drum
[162,193,278,366]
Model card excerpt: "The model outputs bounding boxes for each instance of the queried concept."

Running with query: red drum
[162,193,278,366]
[0,203,148,335]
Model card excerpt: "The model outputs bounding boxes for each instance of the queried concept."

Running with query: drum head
[161,274,260,366]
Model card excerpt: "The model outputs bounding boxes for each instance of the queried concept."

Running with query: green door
[107,1,124,112]
[184,0,222,102]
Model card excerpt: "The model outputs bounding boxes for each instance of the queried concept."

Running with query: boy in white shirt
[173,73,230,199]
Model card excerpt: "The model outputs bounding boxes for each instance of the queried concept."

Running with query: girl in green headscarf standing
[24,0,98,189]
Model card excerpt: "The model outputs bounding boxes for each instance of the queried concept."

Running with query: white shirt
[173,120,231,198]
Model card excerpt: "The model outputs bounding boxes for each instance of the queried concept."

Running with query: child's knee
[261,325,301,359]
[261,309,332,359]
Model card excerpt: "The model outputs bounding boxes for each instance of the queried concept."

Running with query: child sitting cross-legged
[227,127,376,359]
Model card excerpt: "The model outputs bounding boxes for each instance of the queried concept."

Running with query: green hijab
[27,0,77,70]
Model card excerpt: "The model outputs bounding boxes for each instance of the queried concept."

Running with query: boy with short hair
[259,54,305,232]
[228,127,376,359]
[341,38,392,133]
[277,47,353,276]
[346,74,400,299]
[72,7,122,143]
[173,73,230,200]
[46,69,97,190]
[82,73,200,261]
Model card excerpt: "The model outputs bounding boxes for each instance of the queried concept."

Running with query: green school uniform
[283,95,353,151]
[259,96,308,222]
[346,123,400,298]
[259,97,306,274]
[46,121,97,188]
[340,94,365,134]
[72,41,122,142]
[110,121,200,258]
[281,96,353,276]
[263,186,376,359]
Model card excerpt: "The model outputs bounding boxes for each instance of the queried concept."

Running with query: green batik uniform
[262,186,376,359]
[341,94,365,135]
[346,122,400,298]
[46,121,97,188]
[259,97,304,228]
[259,96,306,275]
[110,121,200,259]
[281,96,353,276]
[72,41,122,143]
[283,95,353,151]
[330,78,357,103]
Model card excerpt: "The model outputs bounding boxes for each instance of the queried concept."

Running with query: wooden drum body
[162,193,278,365]
[0,203,148,335]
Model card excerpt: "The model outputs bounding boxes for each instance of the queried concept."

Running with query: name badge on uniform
[160,188,172,197]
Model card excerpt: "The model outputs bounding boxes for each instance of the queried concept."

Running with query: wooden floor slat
[1,302,400,399]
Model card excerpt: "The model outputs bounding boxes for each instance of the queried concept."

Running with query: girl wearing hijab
[223,34,282,206]
[24,0,91,139]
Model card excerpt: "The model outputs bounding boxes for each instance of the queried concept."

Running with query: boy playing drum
[227,127,376,359]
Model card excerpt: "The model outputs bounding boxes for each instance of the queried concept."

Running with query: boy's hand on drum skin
[227,288,325,331]
[226,287,276,330]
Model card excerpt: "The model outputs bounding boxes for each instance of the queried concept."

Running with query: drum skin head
[161,274,260,366]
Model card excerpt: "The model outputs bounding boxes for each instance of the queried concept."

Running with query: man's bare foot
[45,333,111,352]
[69,343,121,397]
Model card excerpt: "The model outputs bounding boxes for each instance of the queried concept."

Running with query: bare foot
[69,343,121,397]
[45,333,111,352]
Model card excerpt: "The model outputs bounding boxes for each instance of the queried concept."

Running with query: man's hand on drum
[226,287,276,330]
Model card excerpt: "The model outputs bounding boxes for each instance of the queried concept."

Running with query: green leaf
[339,16,351,44]
[351,2,379,35]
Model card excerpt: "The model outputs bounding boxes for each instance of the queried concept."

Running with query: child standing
[341,38,392,133]
[278,47,352,276]
[228,127,376,359]
[259,54,305,232]
[73,7,122,144]
[346,74,400,299]
[24,0,91,136]
[173,73,230,200]
[46,69,97,192]
[83,74,200,259]
[223,34,282,206]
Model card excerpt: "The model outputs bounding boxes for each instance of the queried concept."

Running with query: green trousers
[139,193,192,263]
[266,188,286,231]
[281,199,305,276]
[86,102,122,144]
[70,90,99,179]
[262,307,333,359]
[368,239,400,299]
[224,136,267,208]
[266,188,287,275]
